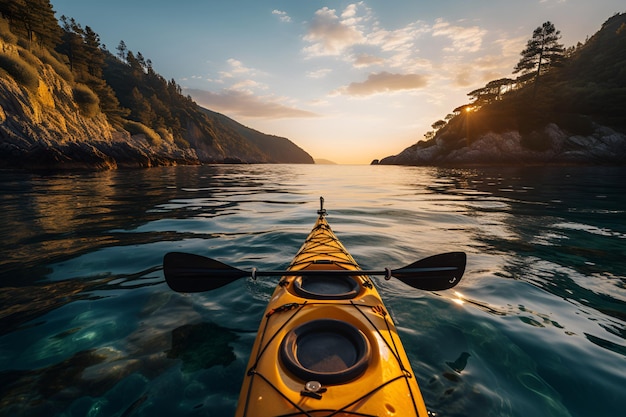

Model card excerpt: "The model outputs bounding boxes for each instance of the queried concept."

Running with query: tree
[513,21,564,92]
[83,25,105,78]
[431,120,447,131]
[27,0,61,49]
[468,78,515,105]
[0,0,61,49]
[58,16,87,74]
[116,40,127,61]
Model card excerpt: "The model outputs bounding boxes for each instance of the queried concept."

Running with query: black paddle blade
[393,252,466,291]
[163,252,249,292]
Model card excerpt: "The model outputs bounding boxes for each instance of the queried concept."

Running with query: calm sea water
[0,164,625,417]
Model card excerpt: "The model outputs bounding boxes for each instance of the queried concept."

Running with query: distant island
[314,159,338,165]
[0,3,313,170]
[375,13,626,166]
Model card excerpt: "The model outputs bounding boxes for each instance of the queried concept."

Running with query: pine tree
[28,0,62,49]
[514,21,565,92]
[0,0,60,49]
[58,16,87,74]
[83,26,104,78]
[116,40,127,61]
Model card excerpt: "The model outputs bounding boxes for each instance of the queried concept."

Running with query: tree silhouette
[468,78,515,105]
[514,21,564,95]
[116,40,127,61]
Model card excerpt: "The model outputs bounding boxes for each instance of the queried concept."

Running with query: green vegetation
[0,0,61,50]
[422,13,626,152]
[0,0,314,165]
[123,120,162,146]
[72,83,99,117]
[34,46,73,82]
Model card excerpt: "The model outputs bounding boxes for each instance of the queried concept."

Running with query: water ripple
[1,165,625,417]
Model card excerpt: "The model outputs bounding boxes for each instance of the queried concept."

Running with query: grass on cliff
[73,83,100,118]
[124,120,163,147]
[35,48,74,83]
[0,52,39,92]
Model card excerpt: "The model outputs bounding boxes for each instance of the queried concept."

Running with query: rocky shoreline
[0,40,312,171]
[374,123,626,167]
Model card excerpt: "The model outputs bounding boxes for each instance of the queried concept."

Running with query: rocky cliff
[377,124,626,166]
[0,64,197,170]
[0,40,313,170]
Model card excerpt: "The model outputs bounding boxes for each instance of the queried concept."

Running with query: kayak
[163,198,466,416]
[233,204,429,417]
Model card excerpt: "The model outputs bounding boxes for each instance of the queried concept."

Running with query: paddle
[163,251,466,293]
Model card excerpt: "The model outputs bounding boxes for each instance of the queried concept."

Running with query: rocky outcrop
[0,41,313,170]
[0,59,199,170]
[377,124,626,166]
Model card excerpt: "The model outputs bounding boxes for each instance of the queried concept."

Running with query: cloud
[303,6,365,56]
[186,88,319,119]
[336,71,429,96]
[368,21,428,52]
[272,10,291,23]
[305,5,486,77]
[306,68,333,79]
[353,53,385,68]
[454,70,474,87]
[494,35,527,58]
[231,79,267,91]
[431,19,487,52]
[219,58,257,79]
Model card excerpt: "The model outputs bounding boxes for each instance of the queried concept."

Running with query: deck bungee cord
[238,300,421,416]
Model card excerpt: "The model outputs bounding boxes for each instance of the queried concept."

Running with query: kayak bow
[234,201,434,417]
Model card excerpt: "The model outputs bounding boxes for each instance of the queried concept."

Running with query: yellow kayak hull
[234,215,428,417]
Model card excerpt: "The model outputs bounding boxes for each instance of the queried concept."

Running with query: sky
[50,1,624,164]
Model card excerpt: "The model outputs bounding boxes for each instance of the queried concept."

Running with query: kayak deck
[235,212,428,417]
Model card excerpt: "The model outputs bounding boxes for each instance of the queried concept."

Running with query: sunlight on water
[1,164,625,417]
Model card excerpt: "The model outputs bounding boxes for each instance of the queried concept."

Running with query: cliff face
[0,44,198,170]
[0,42,313,170]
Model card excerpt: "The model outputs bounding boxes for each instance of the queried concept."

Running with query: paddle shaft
[168,266,457,279]
[163,251,465,292]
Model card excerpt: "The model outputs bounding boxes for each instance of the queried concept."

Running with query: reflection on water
[0,164,625,417]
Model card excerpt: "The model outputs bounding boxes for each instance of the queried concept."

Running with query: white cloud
[225,58,254,75]
[335,71,429,96]
[186,88,320,119]
[341,3,359,19]
[306,68,333,79]
[303,6,365,56]
[216,58,268,90]
[231,79,268,91]
[367,21,428,53]
[431,19,487,53]
[305,6,496,76]
[272,10,291,23]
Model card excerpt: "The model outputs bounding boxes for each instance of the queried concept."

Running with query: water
[0,164,624,417]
